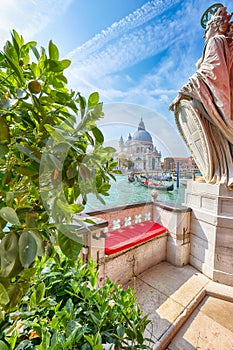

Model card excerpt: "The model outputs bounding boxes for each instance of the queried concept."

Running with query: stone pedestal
[185,181,233,286]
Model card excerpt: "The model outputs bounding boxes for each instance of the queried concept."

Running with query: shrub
[0,255,152,349]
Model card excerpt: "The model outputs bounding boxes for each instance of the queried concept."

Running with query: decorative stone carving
[169,6,233,189]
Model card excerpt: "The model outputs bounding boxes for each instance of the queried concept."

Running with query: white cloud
[66,0,213,141]
[68,0,184,80]
[0,0,72,44]
[68,0,180,61]
[66,0,206,101]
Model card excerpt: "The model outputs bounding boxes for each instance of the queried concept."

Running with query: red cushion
[105,221,167,255]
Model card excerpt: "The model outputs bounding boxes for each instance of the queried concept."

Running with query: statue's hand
[169,93,188,111]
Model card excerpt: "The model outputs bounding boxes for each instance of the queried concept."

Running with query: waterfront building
[162,156,199,178]
[118,118,162,172]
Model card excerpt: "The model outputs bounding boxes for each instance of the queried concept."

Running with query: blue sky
[1,0,232,158]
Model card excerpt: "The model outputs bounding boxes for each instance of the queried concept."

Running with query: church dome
[132,130,152,142]
[132,118,152,142]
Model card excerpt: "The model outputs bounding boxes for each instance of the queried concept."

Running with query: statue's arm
[168,93,191,111]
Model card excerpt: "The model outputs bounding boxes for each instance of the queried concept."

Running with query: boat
[128,174,135,183]
[140,180,174,191]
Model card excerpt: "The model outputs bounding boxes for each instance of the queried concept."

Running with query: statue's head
[204,6,232,42]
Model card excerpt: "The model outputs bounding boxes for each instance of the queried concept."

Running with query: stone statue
[169,6,233,189]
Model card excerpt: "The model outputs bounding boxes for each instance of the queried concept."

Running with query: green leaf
[84,335,93,347]
[30,61,40,77]
[47,154,63,171]
[0,283,10,306]
[0,233,18,265]
[88,92,99,108]
[58,230,82,260]
[79,164,91,181]
[91,127,104,145]
[70,203,85,213]
[31,45,40,60]
[49,40,59,60]
[16,144,41,163]
[93,345,102,350]
[65,298,74,314]
[0,233,23,278]
[36,282,45,303]
[6,283,23,309]
[57,224,83,243]
[6,192,14,207]
[46,59,70,72]
[38,330,51,350]
[10,30,23,57]
[0,340,9,350]
[0,116,10,143]
[0,207,21,225]
[77,94,86,118]
[103,146,116,153]
[117,325,125,337]
[15,165,38,176]
[29,231,45,256]
[60,59,71,69]
[44,124,67,143]
[19,231,37,268]
[0,145,8,158]
[4,52,25,84]
[66,163,77,179]
[4,40,18,61]
[11,29,24,47]
[93,102,103,117]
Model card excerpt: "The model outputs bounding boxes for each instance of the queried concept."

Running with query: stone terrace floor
[125,262,233,350]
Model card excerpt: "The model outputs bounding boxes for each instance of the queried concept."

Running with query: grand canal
[85,174,186,210]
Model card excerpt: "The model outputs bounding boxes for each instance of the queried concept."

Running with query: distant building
[163,156,199,178]
[118,118,162,171]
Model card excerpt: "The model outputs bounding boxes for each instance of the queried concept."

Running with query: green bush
[0,255,153,349]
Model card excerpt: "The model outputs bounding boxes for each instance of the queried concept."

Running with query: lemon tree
[0,30,118,310]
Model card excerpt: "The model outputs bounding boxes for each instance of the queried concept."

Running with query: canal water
[85,175,186,210]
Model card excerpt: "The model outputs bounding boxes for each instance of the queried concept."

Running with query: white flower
[86,281,93,290]
[108,299,115,308]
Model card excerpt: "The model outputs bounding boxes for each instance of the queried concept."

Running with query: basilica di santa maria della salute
[118,118,162,171]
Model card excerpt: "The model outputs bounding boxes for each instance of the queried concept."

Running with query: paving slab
[168,296,233,350]
[124,262,233,350]
[138,262,207,294]
[126,277,184,341]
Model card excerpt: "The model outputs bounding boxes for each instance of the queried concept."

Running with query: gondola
[128,174,135,183]
[140,180,174,191]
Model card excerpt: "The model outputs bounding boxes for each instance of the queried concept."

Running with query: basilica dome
[118,118,161,172]
[132,118,152,142]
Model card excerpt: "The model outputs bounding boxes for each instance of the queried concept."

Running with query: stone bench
[80,201,191,285]
[105,220,167,255]
[96,220,167,285]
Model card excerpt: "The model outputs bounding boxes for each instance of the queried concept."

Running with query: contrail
[68,0,180,62]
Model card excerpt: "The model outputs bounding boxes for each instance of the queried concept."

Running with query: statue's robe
[178,34,233,187]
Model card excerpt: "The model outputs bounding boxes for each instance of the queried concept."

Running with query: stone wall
[152,201,191,267]
[185,181,233,287]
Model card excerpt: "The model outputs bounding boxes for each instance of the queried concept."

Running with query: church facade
[119,118,162,171]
